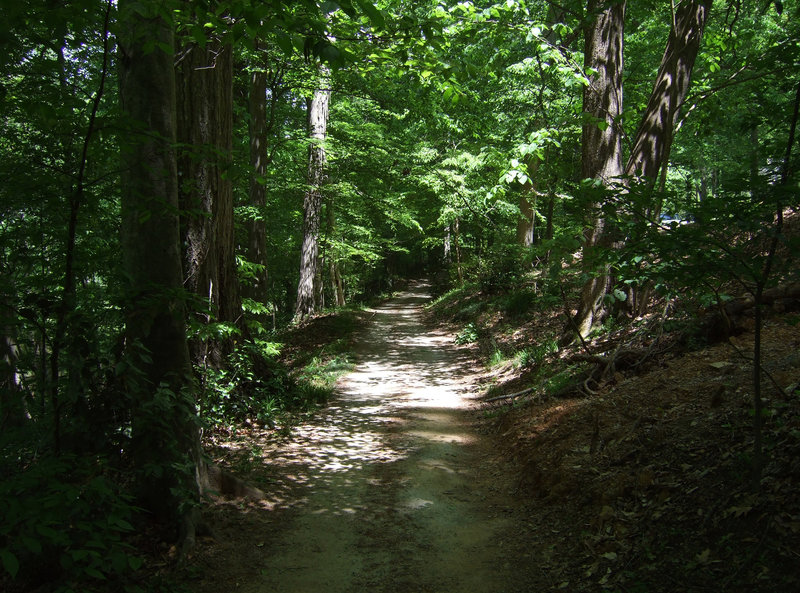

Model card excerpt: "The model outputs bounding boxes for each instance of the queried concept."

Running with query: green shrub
[200,338,293,427]
[455,322,480,345]
[499,288,537,317]
[477,245,526,293]
[0,454,140,592]
[517,338,558,368]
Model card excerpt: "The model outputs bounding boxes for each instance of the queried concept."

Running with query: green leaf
[321,1,339,14]
[85,566,107,580]
[21,536,41,554]
[129,555,143,571]
[337,0,358,17]
[275,33,293,56]
[1,549,19,579]
[356,0,385,30]
[317,42,342,65]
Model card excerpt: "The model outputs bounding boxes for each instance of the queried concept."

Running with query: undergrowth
[200,310,360,435]
[0,447,142,593]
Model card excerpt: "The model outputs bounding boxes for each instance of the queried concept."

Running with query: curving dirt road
[199,280,540,592]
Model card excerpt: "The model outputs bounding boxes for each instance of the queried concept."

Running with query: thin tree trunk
[453,218,464,284]
[753,79,800,488]
[118,0,202,545]
[334,264,345,307]
[568,0,625,342]
[295,73,331,321]
[329,257,345,308]
[543,192,555,263]
[749,125,760,195]
[0,300,26,427]
[176,35,241,366]
[325,196,345,308]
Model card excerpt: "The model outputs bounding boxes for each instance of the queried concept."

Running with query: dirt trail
[199,280,540,593]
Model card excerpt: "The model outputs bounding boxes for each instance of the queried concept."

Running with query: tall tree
[626,0,713,184]
[569,0,626,340]
[117,0,202,544]
[295,71,331,321]
[517,4,564,250]
[175,31,242,366]
[244,43,271,317]
[622,0,713,316]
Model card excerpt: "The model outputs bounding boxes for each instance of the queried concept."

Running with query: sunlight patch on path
[237,280,525,593]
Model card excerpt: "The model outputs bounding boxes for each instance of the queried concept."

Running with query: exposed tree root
[484,386,537,403]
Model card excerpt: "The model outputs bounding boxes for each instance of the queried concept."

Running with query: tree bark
[453,218,464,284]
[516,156,541,248]
[621,0,712,316]
[543,192,555,263]
[517,194,537,247]
[118,0,202,541]
[295,74,331,321]
[626,0,713,181]
[176,35,242,366]
[244,45,270,316]
[0,324,25,427]
[569,0,625,342]
[325,196,346,308]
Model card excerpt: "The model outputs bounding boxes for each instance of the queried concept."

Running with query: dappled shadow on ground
[195,280,533,593]
[222,280,481,517]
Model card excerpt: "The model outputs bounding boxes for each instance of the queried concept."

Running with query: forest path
[197,279,541,593]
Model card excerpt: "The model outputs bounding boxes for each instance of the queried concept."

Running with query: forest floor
[185,278,800,592]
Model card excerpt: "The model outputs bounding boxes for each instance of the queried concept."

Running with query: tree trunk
[568,0,625,342]
[325,196,346,308]
[749,125,760,195]
[453,218,464,284]
[517,193,536,247]
[626,0,713,181]
[543,192,555,263]
[443,223,452,264]
[244,46,270,316]
[516,158,541,248]
[118,0,202,543]
[329,257,346,308]
[0,328,25,428]
[622,0,712,317]
[295,74,331,321]
[176,35,242,366]
[0,269,26,427]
